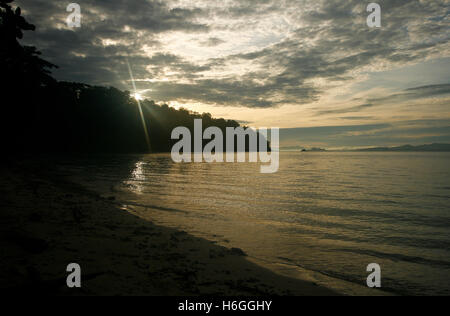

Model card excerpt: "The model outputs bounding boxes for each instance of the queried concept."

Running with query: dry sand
[0,159,337,296]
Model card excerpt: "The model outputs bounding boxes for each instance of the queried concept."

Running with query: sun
[133,92,144,101]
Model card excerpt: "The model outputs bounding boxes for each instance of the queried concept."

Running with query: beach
[0,158,336,296]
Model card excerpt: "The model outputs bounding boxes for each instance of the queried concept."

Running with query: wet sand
[0,159,337,296]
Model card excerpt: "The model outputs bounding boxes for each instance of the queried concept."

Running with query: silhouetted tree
[0,0,57,90]
[1,0,57,152]
[1,0,268,155]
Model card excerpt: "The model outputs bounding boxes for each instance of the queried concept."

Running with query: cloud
[16,0,209,85]
[14,0,450,110]
[405,84,450,97]
[198,37,225,47]
[314,84,450,116]
[279,119,450,148]
[366,84,450,104]
[316,103,374,116]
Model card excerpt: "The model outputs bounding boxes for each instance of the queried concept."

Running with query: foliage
[0,0,259,154]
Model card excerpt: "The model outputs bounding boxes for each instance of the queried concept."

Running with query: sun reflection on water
[127,161,146,194]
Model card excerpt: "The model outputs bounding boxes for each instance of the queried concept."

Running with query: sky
[16,0,450,149]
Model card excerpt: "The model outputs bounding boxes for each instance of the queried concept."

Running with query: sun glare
[133,92,144,101]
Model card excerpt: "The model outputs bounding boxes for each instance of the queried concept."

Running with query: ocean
[55,152,450,295]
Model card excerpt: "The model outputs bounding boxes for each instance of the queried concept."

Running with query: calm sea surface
[55,152,450,295]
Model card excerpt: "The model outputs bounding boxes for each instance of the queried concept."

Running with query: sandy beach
[0,158,337,296]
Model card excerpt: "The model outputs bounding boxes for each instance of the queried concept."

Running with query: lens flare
[133,92,144,101]
[126,59,151,152]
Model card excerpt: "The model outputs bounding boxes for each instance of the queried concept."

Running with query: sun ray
[126,58,151,152]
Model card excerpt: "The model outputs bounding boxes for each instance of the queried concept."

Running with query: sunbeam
[126,58,151,152]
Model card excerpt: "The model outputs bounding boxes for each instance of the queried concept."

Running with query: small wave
[276,256,444,296]
[339,248,450,269]
[124,202,190,214]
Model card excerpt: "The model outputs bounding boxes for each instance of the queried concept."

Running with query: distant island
[280,143,450,152]
[352,143,450,152]
[280,146,326,152]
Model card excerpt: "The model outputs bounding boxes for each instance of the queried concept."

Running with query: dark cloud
[364,84,450,106]
[339,116,376,121]
[19,0,208,33]
[280,119,450,148]
[314,84,450,116]
[15,0,209,86]
[405,84,450,96]
[14,0,450,108]
[316,104,374,116]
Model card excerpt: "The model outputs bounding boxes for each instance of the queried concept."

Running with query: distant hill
[356,144,450,152]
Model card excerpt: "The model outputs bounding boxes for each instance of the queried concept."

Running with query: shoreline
[0,159,337,296]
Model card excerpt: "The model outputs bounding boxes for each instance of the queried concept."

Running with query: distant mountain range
[354,143,450,152]
[280,143,450,152]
